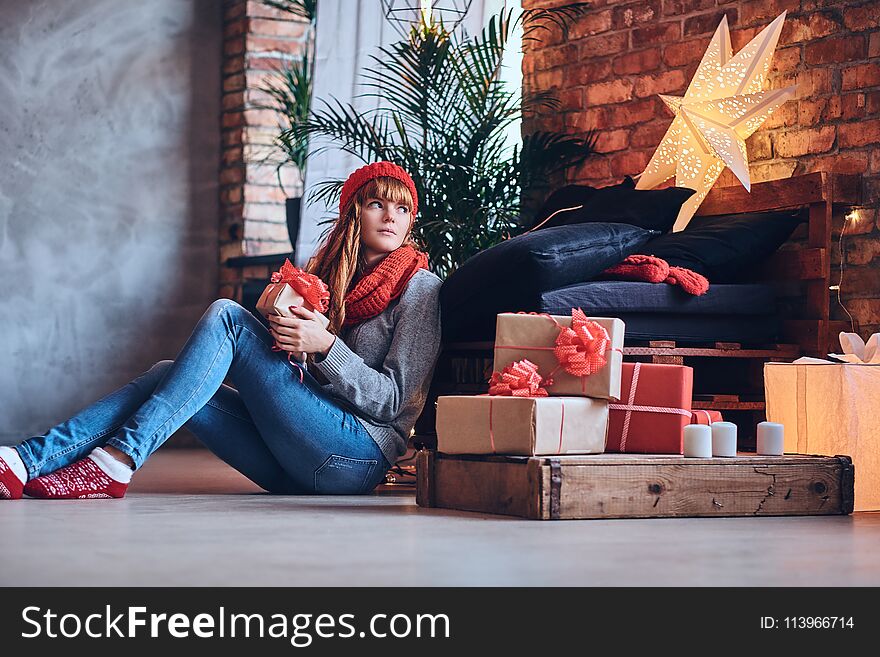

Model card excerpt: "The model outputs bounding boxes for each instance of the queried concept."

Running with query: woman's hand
[267,306,336,357]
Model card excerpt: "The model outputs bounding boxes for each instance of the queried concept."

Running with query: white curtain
[296,0,521,266]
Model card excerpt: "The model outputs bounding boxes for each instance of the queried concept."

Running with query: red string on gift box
[270,343,305,383]
[484,359,567,454]
[485,395,567,455]
[488,397,496,454]
[557,400,565,454]
[692,410,714,425]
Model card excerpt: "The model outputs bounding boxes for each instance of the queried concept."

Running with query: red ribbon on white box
[608,362,691,452]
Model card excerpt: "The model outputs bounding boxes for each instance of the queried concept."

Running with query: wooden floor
[1,449,879,586]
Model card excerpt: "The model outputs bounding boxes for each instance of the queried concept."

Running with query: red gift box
[690,410,724,425]
[607,362,693,454]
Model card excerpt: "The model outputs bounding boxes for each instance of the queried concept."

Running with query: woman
[0,162,442,499]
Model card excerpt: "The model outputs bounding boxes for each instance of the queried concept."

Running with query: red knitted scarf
[343,245,429,327]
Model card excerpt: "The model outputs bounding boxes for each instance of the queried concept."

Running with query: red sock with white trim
[0,447,27,500]
[23,447,133,500]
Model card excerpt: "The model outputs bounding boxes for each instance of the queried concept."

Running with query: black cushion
[440,223,654,342]
[642,208,806,283]
[532,177,697,233]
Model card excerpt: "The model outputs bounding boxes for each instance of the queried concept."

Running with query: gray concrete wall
[0,0,222,444]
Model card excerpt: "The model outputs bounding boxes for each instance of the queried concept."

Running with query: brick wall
[522,0,880,334]
[220,0,311,300]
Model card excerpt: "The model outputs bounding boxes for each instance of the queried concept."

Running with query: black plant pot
[285,196,302,257]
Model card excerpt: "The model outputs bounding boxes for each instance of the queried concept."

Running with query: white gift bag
[765,361,880,511]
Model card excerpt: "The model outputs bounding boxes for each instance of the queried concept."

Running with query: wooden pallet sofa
[415,172,862,450]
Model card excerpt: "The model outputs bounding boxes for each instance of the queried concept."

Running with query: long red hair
[307,177,419,335]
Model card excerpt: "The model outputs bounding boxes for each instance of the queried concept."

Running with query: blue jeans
[15,299,391,494]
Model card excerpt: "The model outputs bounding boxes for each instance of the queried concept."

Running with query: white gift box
[764,361,880,511]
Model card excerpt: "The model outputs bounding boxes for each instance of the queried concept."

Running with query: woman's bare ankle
[102,445,135,469]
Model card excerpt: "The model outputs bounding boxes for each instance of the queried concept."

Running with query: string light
[385,450,419,485]
[833,209,859,334]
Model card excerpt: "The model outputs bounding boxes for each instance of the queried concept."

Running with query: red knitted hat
[339,161,419,217]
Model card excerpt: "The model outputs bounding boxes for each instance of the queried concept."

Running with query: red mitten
[665,266,709,296]
[602,254,670,283]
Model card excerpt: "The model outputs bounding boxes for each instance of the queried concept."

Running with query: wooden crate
[416,451,854,520]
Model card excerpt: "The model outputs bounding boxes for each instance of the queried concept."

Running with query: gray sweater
[313,269,443,466]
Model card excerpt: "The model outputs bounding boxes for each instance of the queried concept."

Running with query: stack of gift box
[436,310,721,456]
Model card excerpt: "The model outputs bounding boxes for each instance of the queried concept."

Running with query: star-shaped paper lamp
[635,12,798,231]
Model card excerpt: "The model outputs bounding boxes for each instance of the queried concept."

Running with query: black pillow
[440,222,654,342]
[532,177,697,234]
[642,208,807,283]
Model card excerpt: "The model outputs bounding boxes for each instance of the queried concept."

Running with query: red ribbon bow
[553,308,610,377]
[488,359,549,397]
[270,259,330,314]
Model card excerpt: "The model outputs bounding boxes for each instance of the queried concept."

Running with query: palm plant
[261,52,313,178]
[288,3,596,278]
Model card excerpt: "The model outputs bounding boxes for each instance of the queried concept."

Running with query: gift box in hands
[256,258,330,328]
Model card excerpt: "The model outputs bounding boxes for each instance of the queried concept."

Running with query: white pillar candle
[683,424,712,458]
[757,422,785,455]
[711,421,737,457]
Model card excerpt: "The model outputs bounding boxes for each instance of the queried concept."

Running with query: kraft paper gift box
[256,258,330,328]
[765,361,880,511]
[256,282,330,328]
[606,362,693,454]
[435,395,608,456]
[492,312,625,400]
